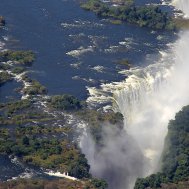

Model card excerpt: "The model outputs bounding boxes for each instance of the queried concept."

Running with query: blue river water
[0,0,176,100]
[0,0,177,182]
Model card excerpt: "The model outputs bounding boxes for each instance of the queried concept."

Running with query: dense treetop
[81,0,175,30]
[134,105,189,189]
[0,50,35,65]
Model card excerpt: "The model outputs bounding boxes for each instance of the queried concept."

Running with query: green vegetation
[0,50,35,64]
[0,179,84,189]
[0,71,12,85]
[0,50,45,97]
[12,66,26,74]
[0,99,31,114]
[0,16,5,26]
[151,179,189,188]
[0,63,11,70]
[77,109,123,143]
[0,112,54,125]
[81,0,175,30]
[49,95,82,111]
[0,178,107,189]
[109,19,122,24]
[0,97,108,188]
[173,18,189,30]
[0,99,53,125]
[134,105,189,189]
[23,80,47,95]
[0,96,122,186]
[115,59,132,68]
[161,105,189,182]
[0,29,109,188]
[16,125,71,136]
[0,96,118,187]
[0,126,90,179]
[21,73,32,82]
[91,178,108,189]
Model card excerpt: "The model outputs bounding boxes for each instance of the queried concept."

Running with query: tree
[22,136,30,145]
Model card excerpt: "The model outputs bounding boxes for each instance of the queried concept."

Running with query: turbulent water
[82,1,189,189]
[0,0,188,188]
[0,0,174,102]
[83,38,176,189]
[84,31,189,189]
[172,0,189,17]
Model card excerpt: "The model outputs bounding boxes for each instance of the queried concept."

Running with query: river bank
[0,0,187,188]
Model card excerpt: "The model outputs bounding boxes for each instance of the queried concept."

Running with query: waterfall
[82,2,189,188]
[86,44,176,177]
[84,31,189,189]
[172,0,189,17]
[115,56,175,174]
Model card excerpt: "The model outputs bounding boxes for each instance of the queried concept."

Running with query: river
[0,0,179,187]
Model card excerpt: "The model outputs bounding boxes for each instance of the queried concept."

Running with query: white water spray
[82,1,189,189]
[172,0,189,17]
[116,31,189,175]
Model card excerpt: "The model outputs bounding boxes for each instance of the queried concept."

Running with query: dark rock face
[0,16,5,26]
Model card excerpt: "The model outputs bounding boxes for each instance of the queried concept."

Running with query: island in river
[81,0,175,30]
[1,0,189,188]
[81,0,189,30]
[0,47,119,188]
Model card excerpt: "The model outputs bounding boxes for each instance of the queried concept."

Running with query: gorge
[82,0,189,188]
[0,0,189,188]
[172,0,189,17]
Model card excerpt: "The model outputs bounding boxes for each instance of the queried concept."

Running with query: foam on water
[0,41,5,51]
[66,46,94,58]
[172,0,189,17]
[85,6,189,184]
[45,171,78,180]
[70,61,82,69]
[90,65,106,73]
[61,20,104,29]
[72,75,96,84]
[87,46,174,109]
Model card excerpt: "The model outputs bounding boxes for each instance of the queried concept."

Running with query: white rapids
[84,1,189,188]
[172,0,189,17]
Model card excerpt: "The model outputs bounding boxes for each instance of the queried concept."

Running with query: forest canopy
[81,0,175,30]
[134,105,189,189]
